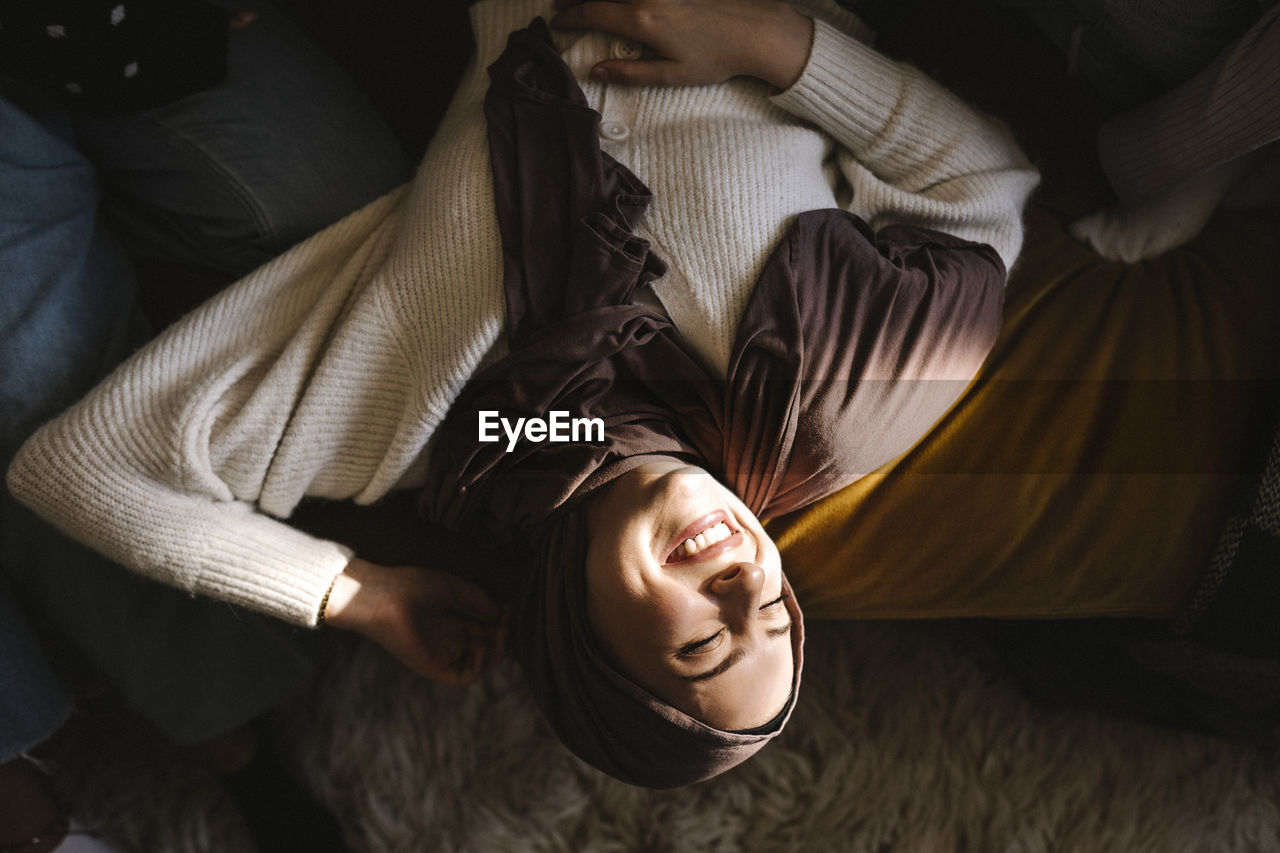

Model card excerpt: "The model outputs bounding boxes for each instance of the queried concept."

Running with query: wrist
[750,3,813,90]
[320,558,379,631]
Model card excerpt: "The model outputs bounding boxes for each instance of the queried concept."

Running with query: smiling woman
[6,0,1036,792]
[417,15,1012,787]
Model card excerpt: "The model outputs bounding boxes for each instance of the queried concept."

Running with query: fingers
[550,2,642,40]
[551,1,678,88]
[587,59,678,87]
[353,563,510,685]
[548,0,771,88]
[416,611,509,685]
[436,620,506,685]
[442,639,485,685]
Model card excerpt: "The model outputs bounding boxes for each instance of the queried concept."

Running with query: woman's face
[584,459,795,731]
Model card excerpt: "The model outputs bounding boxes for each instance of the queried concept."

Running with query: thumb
[589,59,678,87]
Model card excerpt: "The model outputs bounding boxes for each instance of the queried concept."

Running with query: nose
[710,562,766,627]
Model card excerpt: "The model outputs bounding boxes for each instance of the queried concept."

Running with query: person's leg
[0,91,137,853]
[2,9,397,843]
[0,84,316,747]
[0,581,116,851]
[1,88,340,849]
[3,0,406,737]
[73,1,411,281]
[0,97,143,453]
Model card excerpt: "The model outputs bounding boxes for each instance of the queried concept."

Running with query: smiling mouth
[664,512,739,563]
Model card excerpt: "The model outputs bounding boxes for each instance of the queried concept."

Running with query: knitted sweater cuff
[1096,4,1280,204]
[196,510,354,628]
[771,17,908,155]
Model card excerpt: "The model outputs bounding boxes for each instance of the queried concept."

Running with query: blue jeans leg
[0,102,142,452]
[0,93,141,759]
[0,90,314,757]
[73,1,411,277]
[4,497,322,750]
[3,2,401,757]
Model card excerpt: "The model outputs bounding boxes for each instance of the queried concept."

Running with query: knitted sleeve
[1097,3,1280,204]
[771,17,1040,272]
[6,190,406,627]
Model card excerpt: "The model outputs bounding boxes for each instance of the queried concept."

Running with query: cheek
[759,537,786,601]
[763,534,783,576]
[608,581,712,656]
[648,582,706,630]
[585,511,650,599]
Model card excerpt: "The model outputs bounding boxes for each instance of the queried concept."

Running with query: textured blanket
[43,619,1280,852]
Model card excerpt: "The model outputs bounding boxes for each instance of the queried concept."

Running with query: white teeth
[672,522,732,560]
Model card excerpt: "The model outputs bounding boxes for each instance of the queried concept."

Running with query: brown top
[421,20,1006,787]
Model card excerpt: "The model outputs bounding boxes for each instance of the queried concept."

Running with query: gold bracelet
[317,575,338,627]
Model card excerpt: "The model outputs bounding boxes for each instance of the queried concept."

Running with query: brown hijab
[422,20,1006,787]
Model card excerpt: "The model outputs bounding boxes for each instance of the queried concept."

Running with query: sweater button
[611,37,642,60]
[599,120,631,142]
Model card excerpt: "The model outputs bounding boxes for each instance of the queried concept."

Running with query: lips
[663,510,742,564]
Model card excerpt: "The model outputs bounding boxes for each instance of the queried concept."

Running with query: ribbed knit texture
[7,0,1038,626]
[1098,3,1280,204]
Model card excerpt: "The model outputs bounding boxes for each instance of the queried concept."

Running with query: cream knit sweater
[7,0,1039,626]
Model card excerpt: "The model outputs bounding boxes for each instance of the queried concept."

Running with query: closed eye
[677,629,724,657]
[676,594,789,658]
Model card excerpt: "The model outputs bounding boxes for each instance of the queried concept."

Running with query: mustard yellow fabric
[771,206,1280,620]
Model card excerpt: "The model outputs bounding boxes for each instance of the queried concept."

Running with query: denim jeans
[1,3,409,759]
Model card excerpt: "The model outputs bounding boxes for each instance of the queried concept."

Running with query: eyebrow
[679,621,793,683]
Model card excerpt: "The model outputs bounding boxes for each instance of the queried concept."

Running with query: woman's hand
[550,0,813,90]
[323,558,506,685]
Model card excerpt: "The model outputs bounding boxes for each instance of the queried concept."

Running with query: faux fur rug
[43,619,1280,852]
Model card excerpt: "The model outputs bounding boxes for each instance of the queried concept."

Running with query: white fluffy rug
[46,620,1280,852]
